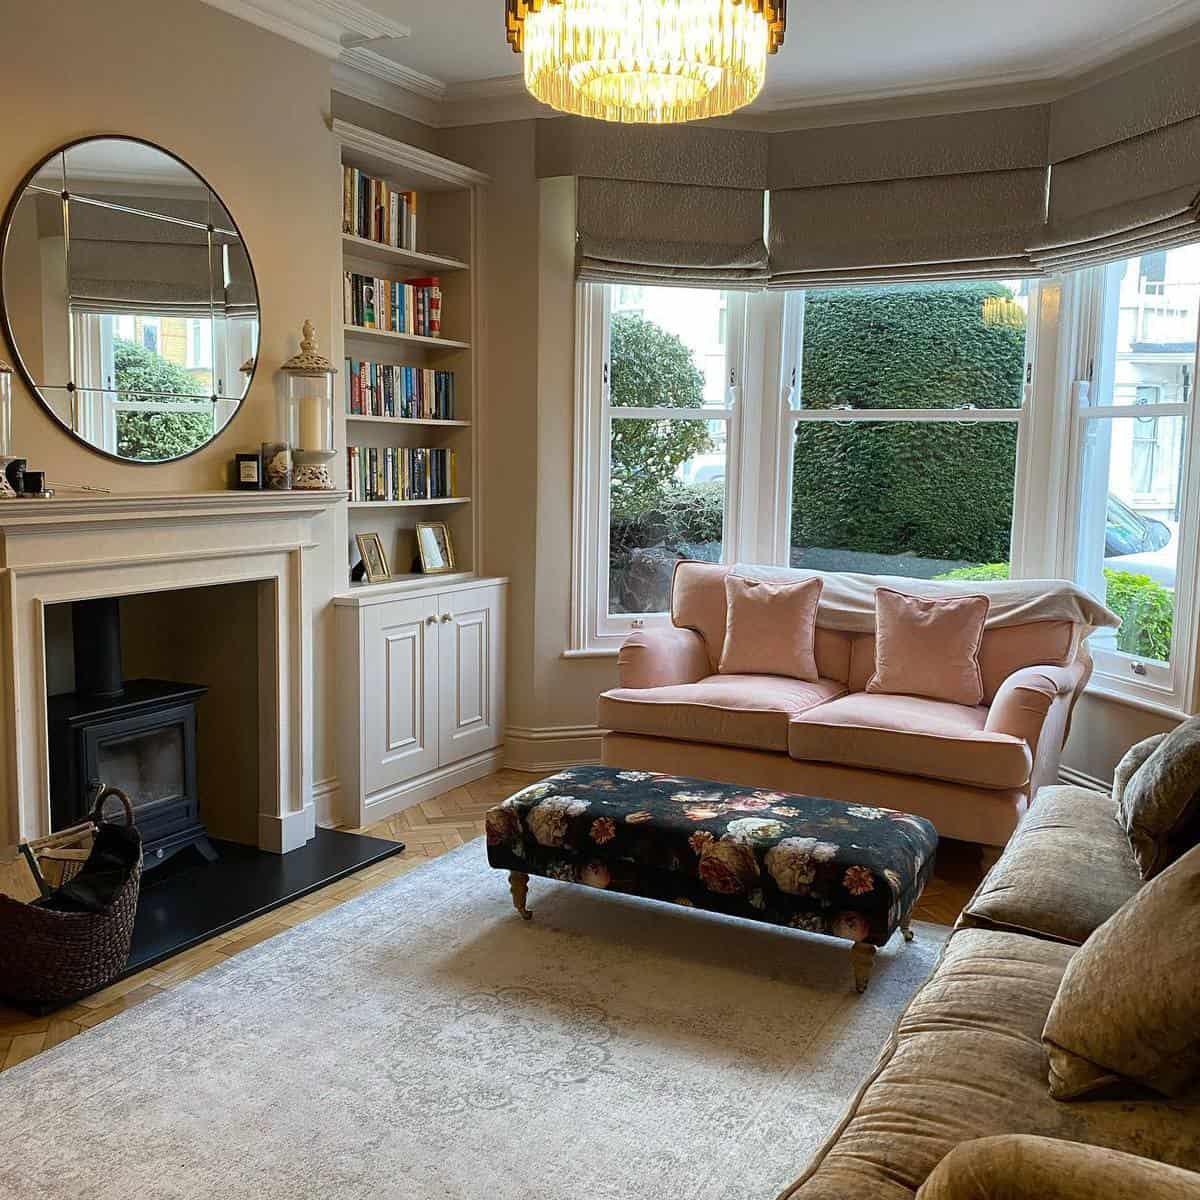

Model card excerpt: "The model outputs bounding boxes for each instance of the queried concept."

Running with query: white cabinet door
[436,585,505,767]
[362,594,439,797]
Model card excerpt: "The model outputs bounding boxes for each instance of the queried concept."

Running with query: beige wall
[331,92,440,153]
[0,0,342,799]
[438,123,616,756]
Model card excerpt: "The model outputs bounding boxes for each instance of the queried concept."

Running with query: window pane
[610,286,731,407]
[609,418,725,614]
[1076,415,1182,664]
[796,281,1029,411]
[1092,244,1200,409]
[790,421,1017,579]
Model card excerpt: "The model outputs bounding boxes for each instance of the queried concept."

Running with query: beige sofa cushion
[782,929,1200,1200]
[1117,716,1200,879]
[789,693,1032,790]
[916,1136,1200,1200]
[960,786,1141,945]
[1043,844,1200,1101]
[598,674,846,753]
[718,573,822,681]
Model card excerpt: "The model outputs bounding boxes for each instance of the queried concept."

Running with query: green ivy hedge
[792,283,1026,564]
[935,563,1175,662]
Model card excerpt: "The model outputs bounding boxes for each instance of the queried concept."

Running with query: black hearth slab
[121,828,405,977]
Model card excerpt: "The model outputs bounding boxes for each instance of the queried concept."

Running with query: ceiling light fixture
[505,0,786,125]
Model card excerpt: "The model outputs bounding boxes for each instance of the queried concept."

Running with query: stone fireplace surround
[0,492,341,859]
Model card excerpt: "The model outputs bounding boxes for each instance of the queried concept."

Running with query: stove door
[82,702,203,854]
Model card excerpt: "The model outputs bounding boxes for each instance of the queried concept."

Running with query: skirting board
[504,724,604,772]
[362,747,505,824]
[313,777,344,828]
[1059,764,1111,793]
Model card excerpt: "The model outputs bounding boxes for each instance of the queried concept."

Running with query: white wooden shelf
[344,324,470,351]
[341,234,468,273]
[347,497,471,510]
[345,415,470,428]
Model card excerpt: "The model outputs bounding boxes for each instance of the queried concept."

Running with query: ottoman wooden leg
[901,913,915,943]
[509,870,532,920]
[851,941,876,994]
[980,844,1003,874]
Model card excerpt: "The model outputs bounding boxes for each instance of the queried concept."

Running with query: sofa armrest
[916,1135,1200,1200]
[984,662,1085,748]
[616,628,711,690]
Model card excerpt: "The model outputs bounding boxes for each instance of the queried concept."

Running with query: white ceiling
[357,0,1200,105]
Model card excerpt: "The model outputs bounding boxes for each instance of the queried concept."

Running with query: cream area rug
[0,841,947,1200]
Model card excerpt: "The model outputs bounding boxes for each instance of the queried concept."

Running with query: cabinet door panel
[437,586,504,766]
[363,596,438,796]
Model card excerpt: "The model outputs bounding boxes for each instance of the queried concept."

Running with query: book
[341,166,417,250]
[346,445,458,502]
[343,359,456,421]
[343,273,445,338]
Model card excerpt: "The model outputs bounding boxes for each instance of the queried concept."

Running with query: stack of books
[344,272,442,338]
[348,446,457,503]
[342,166,416,249]
[344,358,455,420]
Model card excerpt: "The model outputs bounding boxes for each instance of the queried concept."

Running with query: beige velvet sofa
[600,563,1109,849]
[780,783,1200,1199]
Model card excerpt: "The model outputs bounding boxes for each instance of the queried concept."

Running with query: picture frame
[355,532,391,583]
[415,521,455,575]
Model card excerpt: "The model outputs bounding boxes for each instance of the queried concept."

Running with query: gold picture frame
[355,532,390,583]
[415,521,456,575]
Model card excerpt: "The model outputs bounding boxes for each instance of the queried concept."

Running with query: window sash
[1059,262,1200,712]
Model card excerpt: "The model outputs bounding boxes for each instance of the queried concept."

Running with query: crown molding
[199,0,1200,133]
[331,118,492,187]
[198,0,409,59]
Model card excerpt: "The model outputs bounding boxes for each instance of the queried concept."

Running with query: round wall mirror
[0,137,260,463]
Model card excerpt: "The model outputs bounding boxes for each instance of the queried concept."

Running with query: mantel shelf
[341,235,468,273]
[344,325,470,352]
[346,415,470,428]
[347,497,470,510]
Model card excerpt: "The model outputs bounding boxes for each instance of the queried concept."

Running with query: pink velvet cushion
[718,574,823,682]
[867,586,990,706]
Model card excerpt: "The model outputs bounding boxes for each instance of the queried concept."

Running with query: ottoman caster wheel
[851,942,876,994]
[509,871,533,921]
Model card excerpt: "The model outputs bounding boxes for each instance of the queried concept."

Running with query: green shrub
[933,561,1175,662]
[113,338,213,461]
[792,283,1025,564]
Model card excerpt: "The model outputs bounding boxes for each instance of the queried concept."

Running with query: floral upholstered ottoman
[485,766,938,992]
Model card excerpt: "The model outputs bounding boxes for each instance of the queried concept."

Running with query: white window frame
[1058,262,1200,715]
[769,287,1038,575]
[569,281,750,654]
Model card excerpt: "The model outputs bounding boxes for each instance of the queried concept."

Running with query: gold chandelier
[505,0,786,125]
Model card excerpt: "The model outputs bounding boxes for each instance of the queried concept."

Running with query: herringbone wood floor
[0,769,983,1074]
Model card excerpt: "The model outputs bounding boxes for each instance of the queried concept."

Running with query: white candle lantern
[0,360,16,498]
[279,321,337,491]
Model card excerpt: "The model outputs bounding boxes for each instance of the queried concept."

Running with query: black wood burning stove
[47,597,215,868]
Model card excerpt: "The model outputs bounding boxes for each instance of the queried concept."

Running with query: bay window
[572,251,1200,716]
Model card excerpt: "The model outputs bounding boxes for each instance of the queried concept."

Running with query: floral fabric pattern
[486,767,938,947]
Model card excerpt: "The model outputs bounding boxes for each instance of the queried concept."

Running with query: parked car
[1103,494,1176,588]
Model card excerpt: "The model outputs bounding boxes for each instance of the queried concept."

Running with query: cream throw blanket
[731,564,1121,636]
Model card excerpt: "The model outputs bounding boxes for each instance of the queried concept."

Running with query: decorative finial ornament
[280,319,336,377]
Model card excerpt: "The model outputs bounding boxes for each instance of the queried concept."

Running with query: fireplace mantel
[0,490,346,857]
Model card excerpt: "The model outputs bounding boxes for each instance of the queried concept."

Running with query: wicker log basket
[0,787,142,1013]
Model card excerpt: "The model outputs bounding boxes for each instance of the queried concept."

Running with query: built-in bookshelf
[331,120,489,588]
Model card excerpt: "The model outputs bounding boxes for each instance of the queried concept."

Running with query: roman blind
[1031,42,1200,271]
[576,177,768,286]
[766,108,1050,287]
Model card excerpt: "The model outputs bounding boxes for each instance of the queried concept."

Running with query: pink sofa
[599,563,1108,850]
